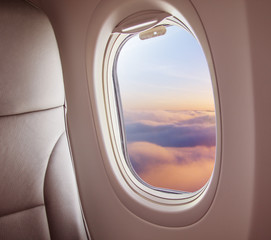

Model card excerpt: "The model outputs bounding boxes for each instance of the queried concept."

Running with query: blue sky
[117,25,214,111]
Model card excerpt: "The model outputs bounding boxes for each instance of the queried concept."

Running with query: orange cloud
[140,159,214,192]
[127,142,215,192]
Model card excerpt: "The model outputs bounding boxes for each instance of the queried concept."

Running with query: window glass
[115,25,216,192]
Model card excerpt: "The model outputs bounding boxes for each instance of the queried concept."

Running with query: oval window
[112,19,216,193]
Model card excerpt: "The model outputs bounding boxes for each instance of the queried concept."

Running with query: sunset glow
[116,25,216,192]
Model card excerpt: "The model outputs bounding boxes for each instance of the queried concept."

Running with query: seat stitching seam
[0,105,63,118]
[0,204,45,218]
[43,131,65,240]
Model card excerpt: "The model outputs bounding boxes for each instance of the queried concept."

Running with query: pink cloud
[127,142,215,192]
[140,160,215,192]
[123,109,215,126]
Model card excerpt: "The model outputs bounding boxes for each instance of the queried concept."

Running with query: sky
[116,25,216,192]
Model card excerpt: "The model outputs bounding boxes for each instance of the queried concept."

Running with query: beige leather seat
[0,0,89,239]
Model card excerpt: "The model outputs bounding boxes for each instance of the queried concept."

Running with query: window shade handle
[113,11,171,34]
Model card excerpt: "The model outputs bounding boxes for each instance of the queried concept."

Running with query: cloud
[122,110,216,192]
[140,160,215,192]
[127,142,215,192]
[178,114,216,126]
[123,109,215,125]
[128,142,177,173]
[123,110,216,148]
[125,122,215,148]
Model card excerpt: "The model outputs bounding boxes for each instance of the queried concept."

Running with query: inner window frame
[104,15,219,203]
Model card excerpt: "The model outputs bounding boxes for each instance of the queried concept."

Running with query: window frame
[103,14,219,203]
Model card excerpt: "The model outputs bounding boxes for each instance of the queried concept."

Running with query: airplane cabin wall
[34,0,271,239]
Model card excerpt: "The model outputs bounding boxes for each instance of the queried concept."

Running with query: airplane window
[113,24,216,193]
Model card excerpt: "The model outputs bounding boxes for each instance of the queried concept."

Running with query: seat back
[0,0,88,239]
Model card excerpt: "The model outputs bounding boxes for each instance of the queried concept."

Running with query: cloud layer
[122,109,216,192]
[126,123,215,147]
[124,110,216,148]
[128,142,215,192]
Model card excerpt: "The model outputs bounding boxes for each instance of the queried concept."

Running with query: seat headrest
[0,0,64,116]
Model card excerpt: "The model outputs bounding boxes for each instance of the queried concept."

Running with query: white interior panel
[36,0,271,239]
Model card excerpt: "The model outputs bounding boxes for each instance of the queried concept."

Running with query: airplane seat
[0,0,89,239]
